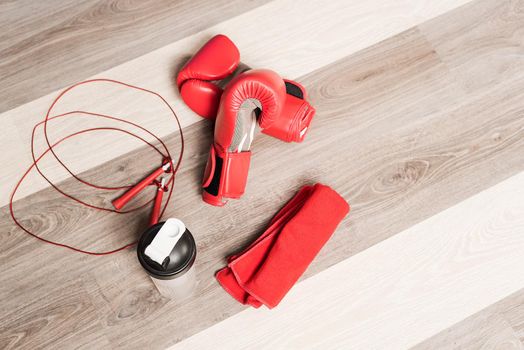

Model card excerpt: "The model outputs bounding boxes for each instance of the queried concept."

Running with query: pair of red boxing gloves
[177,35,316,206]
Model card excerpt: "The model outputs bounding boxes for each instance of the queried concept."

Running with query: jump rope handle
[149,178,167,226]
[112,162,171,210]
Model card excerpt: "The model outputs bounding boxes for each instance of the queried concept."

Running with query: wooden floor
[1,0,523,349]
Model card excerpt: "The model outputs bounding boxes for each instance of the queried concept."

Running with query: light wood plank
[0,0,473,208]
[170,171,524,350]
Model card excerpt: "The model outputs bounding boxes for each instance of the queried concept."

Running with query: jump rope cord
[8,78,184,256]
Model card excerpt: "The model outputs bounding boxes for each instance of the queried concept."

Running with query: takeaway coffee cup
[137,218,197,299]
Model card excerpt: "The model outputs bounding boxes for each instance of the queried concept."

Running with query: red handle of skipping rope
[112,164,169,210]
[149,184,166,226]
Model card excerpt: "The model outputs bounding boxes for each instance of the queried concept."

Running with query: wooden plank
[0,0,271,113]
[0,0,473,208]
[0,278,111,349]
[503,294,524,347]
[419,0,524,94]
[2,19,524,348]
[170,171,524,350]
[412,289,524,349]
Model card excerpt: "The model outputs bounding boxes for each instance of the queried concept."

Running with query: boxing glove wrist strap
[202,145,251,206]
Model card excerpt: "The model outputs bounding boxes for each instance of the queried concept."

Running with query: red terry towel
[216,183,350,309]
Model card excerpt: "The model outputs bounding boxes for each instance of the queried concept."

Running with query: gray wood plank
[0,0,271,113]
[419,0,524,94]
[412,290,524,349]
[0,278,111,349]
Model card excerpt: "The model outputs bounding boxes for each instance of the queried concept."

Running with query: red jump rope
[9,79,184,256]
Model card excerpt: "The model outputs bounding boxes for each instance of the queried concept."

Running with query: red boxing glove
[177,35,315,143]
[262,79,316,143]
[216,184,350,308]
[202,69,286,206]
[176,34,241,119]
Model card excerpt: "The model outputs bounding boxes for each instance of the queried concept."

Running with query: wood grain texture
[0,0,472,208]
[2,5,524,346]
[412,289,524,349]
[419,0,524,94]
[2,0,524,349]
[0,0,271,113]
[0,279,111,350]
[170,171,524,350]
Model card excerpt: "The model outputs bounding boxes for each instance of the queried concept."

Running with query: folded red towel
[216,183,350,308]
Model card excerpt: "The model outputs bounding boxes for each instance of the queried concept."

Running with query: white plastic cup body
[150,264,196,300]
